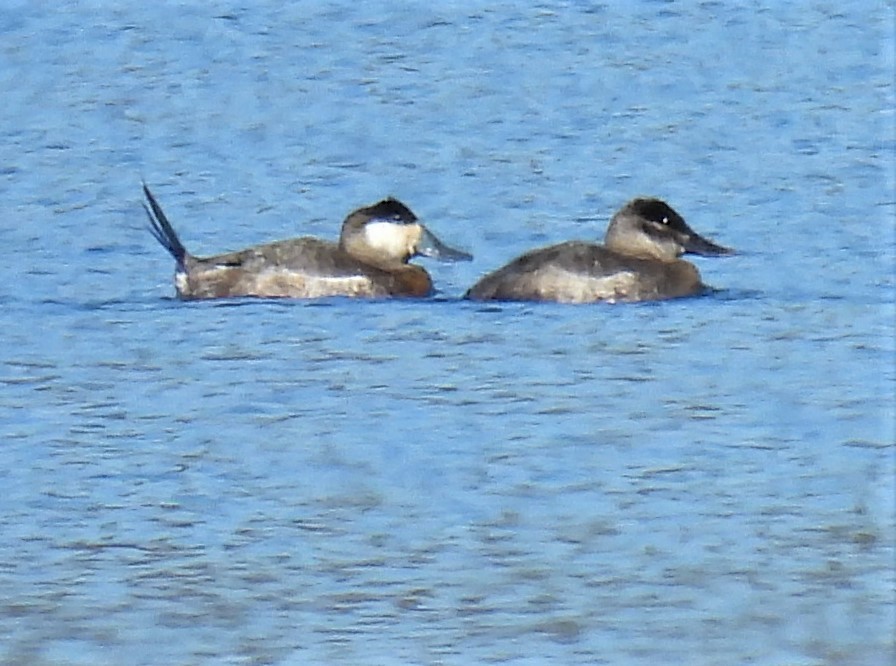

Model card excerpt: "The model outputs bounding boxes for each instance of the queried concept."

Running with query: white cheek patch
[364,222,414,257]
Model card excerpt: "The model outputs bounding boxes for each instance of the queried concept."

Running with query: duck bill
[683,231,734,257]
[415,227,473,262]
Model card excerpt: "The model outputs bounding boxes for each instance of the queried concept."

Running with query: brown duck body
[465,240,704,304]
[144,185,469,300]
[174,237,432,299]
[465,198,732,304]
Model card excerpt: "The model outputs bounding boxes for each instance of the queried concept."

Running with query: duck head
[340,198,472,268]
[604,198,733,262]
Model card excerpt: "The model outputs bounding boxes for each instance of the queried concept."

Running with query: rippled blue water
[1,2,894,664]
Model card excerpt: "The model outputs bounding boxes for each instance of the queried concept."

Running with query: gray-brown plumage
[144,185,471,300]
[465,198,733,304]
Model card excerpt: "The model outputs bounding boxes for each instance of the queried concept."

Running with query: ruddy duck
[465,197,733,304]
[144,184,471,300]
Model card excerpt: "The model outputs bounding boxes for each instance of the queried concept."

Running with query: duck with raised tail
[144,184,472,300]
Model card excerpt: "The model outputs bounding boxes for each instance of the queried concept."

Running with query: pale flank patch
[363,222,415,259]
[253,270,384,298]
[177,264,387,299]
[536,266,641,303]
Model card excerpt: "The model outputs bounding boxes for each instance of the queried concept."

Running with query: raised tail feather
[143,184,188,266]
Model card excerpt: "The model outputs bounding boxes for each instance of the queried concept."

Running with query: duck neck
[604,232,679,262]
[390,265,432,297]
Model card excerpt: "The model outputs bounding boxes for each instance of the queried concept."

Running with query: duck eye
[661,216,669,225]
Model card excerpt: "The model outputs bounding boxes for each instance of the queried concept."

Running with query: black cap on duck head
[362,197,418,224]
[629,198,688,233]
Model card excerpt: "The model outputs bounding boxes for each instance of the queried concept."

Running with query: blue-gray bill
[417,227,473,262]
[683,231,734,257]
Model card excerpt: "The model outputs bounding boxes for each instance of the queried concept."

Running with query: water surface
[1,2,894,664]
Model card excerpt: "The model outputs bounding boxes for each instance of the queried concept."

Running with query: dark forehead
[630,198,683,222]
[365,197,417,222]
